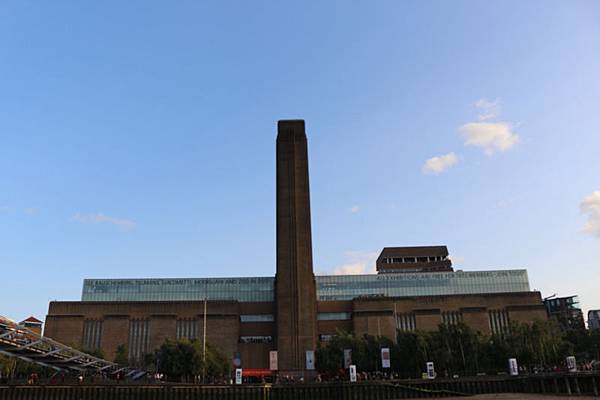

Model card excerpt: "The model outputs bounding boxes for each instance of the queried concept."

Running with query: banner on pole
[343,349,352,369]
[349,365,357,382]
[381,348,391,369]
[233,351,242,368]
[426,362,435,379]
[306,350,315,370]
[508,358,519,376]
[269,351,278,371]
[566,356,577,372]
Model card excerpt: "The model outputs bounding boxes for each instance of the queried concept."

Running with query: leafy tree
[82,348,105,359]
[114,344,129,365]
[151,338,229,382]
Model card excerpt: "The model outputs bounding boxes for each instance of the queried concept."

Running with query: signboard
[306,350,315,370]
[269,351,278,371]
[508,358,519,376]
[233,351,242,368]
[566,356,577,372]
[381,348,391,369]
[343,349,352,369]
[349,365,357,382]
[426,362,435,379]
[235,368,242,384]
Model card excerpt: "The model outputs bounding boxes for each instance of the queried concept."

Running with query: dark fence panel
[1,373,599,400]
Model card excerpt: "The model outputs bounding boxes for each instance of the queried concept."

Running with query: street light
[203,297,207,383]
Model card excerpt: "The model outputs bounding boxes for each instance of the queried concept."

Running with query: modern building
[588,310,600,330]
[543,295,586,331]
[45,120,548,374]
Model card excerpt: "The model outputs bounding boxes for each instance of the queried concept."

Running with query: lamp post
[203,297,207,383]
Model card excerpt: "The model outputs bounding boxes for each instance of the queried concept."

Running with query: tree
[150,338,229,382]
[114,344,128,365]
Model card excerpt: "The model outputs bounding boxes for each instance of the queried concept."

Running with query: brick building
[45,120,547,374]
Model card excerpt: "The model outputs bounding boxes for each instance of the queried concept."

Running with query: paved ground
[444,395,598,399]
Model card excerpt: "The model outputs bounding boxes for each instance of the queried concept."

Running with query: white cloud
[448,255,465,265]
[475,98,501,121]
[330,251,378,275]
[422,152,458,175]
[580,191,600,238]
[350,205,360,214]
[460,122,519,155]
[72,212,136,230]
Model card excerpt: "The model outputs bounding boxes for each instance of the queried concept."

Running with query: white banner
[566,356,577,372]
[381,348,391,369]
[349,365,357,382]
[426,362,435,379]
[306,350,315,370]
[269,351,278,371]
[235,368,242,384]
[508,358,518,376]
[343,349,352,369]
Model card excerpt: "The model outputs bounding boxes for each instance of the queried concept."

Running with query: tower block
[275,120,318,372]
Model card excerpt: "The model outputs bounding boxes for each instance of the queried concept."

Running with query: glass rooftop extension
[81,269,530,303]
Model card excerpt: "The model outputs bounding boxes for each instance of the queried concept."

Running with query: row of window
[240,314,274,322]
[176,318,199,340]
[317,312,352,321]
[396,310,510,334]
[129,319,150,362]
[82,270,529,302]
[489,309,510,336]
[381,256,446,264]
[82,319,103,351]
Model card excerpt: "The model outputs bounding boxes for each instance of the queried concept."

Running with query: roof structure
[20,316,43,325]
[376,245,453,274]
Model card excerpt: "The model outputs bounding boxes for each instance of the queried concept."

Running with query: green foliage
[82,348,105,359]
[315,331,399,377]
[316,320,584,378]
[151,338,229,382]
[0,354,53,379]
[114,344,128,365]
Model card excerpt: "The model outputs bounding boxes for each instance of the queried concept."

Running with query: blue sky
[1,1,599,323]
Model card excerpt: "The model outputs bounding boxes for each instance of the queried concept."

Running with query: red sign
[241,369,272,377]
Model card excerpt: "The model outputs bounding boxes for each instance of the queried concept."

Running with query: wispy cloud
[350,205,360,214]
[460,122,519,155]
[580,191,600,238]
[475,98,501,121]
[329,250,378,275]
[71,212,136,230]
[24,207,39,216]
[422,152,458,175]
[448,255,465,265]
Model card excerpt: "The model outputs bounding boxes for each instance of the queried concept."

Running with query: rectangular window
[489,310,510,336]
[417,257,428,263]
[319,334,335,342]
[392,258,402,263]
[442,311,463,326]
[396,313,416,332]
[403,257,416,263]
[176,318,198,340]
[240,314,274,323]
[128,319,150,363]
[317,312,352,321]
[82,319,103,350]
